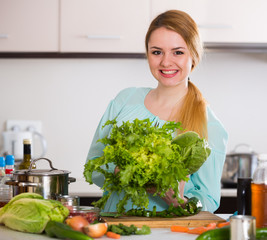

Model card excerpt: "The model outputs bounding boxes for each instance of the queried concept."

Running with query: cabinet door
[151,0,267,43]
[0,0,59,52]
[60,0,150,53]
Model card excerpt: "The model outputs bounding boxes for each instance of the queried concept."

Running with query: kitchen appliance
[1,124,47,169]
[221,144,258,188]
[5,158,76,199]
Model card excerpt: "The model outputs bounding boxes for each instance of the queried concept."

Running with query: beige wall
[0,52,267,189]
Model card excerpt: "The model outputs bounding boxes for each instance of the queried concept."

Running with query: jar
[0,183,12,207]
[56,195,80,210]
[68,206,100,224]
[251,154,267,228]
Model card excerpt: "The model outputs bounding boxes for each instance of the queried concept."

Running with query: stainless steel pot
[221,144,258,188]
[6,158,76,199]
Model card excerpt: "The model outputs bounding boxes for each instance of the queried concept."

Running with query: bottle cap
[5,155,15,165]
[23,139,32,144]
[0,156,5,167]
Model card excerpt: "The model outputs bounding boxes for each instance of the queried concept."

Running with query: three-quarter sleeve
[184,108,228,213]
[86,88,138,188]
[86,100,118,188]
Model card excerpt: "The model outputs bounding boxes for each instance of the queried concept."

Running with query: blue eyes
[151,51,184,55]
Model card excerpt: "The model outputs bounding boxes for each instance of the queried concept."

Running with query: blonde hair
[145,10,208,139]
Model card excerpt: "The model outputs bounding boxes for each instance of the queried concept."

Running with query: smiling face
[147,27,193,88]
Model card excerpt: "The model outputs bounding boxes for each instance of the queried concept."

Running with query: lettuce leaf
[171,131,211,174]
[84,118,210,215]
[0,193,69,233]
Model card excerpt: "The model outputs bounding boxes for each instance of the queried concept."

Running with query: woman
[86,10,228,213]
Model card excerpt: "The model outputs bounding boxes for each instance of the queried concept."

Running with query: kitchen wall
[0,51,267,193]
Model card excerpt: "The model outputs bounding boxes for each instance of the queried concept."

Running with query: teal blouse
[86,87,228,213]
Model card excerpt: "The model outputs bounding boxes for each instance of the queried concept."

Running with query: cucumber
[256,227,267,240]
[45,221,93,240]
[196,227,230,240]
[196,226,267,240]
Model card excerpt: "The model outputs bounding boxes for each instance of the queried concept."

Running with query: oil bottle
[251,153,267,228]
[18,139,36,170]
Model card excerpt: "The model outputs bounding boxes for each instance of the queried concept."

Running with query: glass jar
[68,206,100,223]
[251,154,267,228]
[56,195,80,211]
[0,183,12,207]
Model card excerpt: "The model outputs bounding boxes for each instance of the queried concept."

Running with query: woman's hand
[146,180,188,207]
[114,166,120,175]
[163,181,187,207]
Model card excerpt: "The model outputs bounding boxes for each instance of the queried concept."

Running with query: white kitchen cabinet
[0,0,59,52]
[151,0,267,44]
[60,0,150,53]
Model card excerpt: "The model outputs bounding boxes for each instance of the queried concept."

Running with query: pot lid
[13,158,71,176]
[227,144,257,157]
[13,168,70,176]
[227,152,256,157]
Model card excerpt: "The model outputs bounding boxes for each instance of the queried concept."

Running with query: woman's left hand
[162,181,187,207]
[146,180,188,207]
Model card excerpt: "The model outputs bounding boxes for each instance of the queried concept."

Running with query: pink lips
[159,69,178,78]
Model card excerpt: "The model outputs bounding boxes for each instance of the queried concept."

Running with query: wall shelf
[0,52,147,59]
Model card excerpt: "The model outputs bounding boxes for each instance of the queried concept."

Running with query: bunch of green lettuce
[84,118,211,215]
[0,192,69,233]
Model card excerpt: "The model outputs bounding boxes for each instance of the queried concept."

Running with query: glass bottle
[0,155,14,207]
[251,154,267,228]
[5,155,15,178]
[18,139,36,170]
[0,156,5,177]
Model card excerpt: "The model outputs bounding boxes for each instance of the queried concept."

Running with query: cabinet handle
[85,35,122,40]
[0,34,9,39]
[198,24,233,29]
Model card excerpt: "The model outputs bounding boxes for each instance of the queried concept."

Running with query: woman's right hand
[114,166,120,175]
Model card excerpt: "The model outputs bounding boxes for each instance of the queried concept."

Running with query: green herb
[135,225,151,235]
[84,118,210,215]
[108,223,151,235]
[125,197,202,217]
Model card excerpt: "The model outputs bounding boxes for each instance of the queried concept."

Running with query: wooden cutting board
[102,211,226,228]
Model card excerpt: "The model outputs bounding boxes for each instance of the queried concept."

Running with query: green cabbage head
[0,192,69,233]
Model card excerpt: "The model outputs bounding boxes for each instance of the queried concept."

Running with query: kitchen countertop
[0,214,231,240]
[68,178,103,197]
[221,188,237,197]
[69,179,237,198]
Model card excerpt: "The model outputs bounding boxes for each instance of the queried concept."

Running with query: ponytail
[173,81,208,139]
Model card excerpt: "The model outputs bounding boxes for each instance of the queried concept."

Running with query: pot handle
[232,144,254,153]
[5,180,40,187]
[68,177,76,184]
[29,158,58,172]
